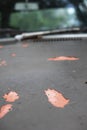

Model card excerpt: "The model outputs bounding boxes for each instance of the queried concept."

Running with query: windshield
[0,0,87,36]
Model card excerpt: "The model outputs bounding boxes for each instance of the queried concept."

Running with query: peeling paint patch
[0,104,12,119]
[48,56,79,61]
[3,91,19,102]
[45,89,69,108]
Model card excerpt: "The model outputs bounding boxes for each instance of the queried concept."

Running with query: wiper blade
[15,27,81,40]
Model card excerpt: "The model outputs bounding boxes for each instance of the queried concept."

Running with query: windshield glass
[0,0,87,36]
[10,7,80,31]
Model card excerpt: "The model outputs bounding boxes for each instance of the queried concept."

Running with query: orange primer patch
[22,43,29,48]
[48,56,79,61]
[0,104,12,119]
[3,91,19,102]
[45,89,69,108]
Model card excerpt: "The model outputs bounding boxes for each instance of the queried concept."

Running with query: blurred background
[0,0,87,35]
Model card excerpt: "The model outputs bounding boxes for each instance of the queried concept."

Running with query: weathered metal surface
[0,39,87,130]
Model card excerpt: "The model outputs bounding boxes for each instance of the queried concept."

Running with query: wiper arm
[15,27,81,41]
[0,27,87,43]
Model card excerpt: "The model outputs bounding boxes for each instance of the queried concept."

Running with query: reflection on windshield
[0,0,87,34]
[10,7,80,32]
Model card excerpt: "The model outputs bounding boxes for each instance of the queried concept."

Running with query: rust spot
[45,89,69,108]
[22,43,29,48]
[3,91,19,102]
[11,53,16,57]
[0,104,12,119]
[48,56,79,61]
[0,45,3,49]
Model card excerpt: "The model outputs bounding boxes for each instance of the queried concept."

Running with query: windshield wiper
[15,27,81,40]
[0,27,87,43]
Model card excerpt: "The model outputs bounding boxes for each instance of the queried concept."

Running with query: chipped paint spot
[22,43,29,48]
[11,53,16,57]
[48,56,79,61]
[45,89,69,108]
[0,104,12,119]
[0,60,7,66]
[1,60,6,65]
[3,91,19,102]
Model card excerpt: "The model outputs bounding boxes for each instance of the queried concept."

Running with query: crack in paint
[48,56,79,61]
[3,91,19,102]
[45,89,70,108]
[0,104,12,119]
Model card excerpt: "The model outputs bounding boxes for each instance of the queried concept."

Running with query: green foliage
[10,8,78,31]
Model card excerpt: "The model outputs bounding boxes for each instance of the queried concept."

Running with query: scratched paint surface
[3,91,19,102]
[48,56,79,61]
[45,89,70,108]
[0,104,12,119]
